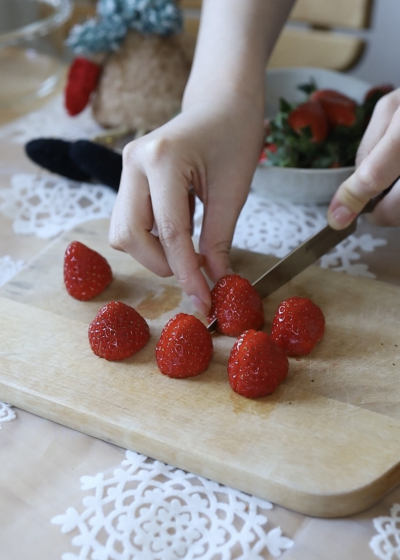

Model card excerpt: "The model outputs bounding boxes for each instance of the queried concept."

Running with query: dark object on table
[25,138,123,191]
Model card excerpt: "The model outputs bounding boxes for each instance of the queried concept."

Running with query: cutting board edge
[2,382,400,519]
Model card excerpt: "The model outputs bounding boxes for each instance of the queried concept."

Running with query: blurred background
[0,0,398,115]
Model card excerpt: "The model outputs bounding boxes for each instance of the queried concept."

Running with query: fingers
[327,101,400,229]
[109,145,173,278]
[144,139,212,315]
[368,178,400,227]
[355,91,400,166]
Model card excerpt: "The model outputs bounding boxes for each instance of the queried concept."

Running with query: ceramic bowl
[251,67,372,204]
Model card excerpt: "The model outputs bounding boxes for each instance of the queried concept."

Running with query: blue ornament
[66,0,183,54]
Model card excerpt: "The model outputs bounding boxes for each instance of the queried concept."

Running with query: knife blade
[207,183,394,333]
[250,182,394,301]
[250,218,357,300]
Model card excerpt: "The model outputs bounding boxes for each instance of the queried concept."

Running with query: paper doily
[194,194,387,279]
[370,504,400,560]
[0,254,25,287]
[52,450,293,560]
[0,173,117,239]
[0,97,104,145]
[0,401,16,429]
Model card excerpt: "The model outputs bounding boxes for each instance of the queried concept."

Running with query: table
[0,95,399,560]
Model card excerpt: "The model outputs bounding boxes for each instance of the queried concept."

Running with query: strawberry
[317,96,357,128]
[88,301,150,361]
[287,100,329,143]
[228,329,289,399]
[156,313,213,378]
[310,89,355,104]
[271,296,325,357]
[259,143,277,164]
[364,84,394,102]
[64,241,112,301]
[207,274,264,337]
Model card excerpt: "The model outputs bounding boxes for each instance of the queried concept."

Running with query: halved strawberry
[318,96,357,128]
[228,329,289,399]
[88,301,150,361]
[64,241,112,301]
[207,274,264,337]
[310,89,356,104]
[287,100,329,143]
[271,296,325,357]
[156,313,213,378]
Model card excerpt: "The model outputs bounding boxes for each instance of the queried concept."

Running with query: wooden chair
[181,0,373,71]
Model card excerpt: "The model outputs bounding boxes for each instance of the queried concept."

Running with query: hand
[109,94,264,315]
[327,87,400,228]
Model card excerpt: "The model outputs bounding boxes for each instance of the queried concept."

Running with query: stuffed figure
[25,0,196,191]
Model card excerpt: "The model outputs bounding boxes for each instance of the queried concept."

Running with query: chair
[181,0,372,71]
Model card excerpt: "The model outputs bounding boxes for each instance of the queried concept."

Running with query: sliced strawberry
[88,301,150,361]
[310,89,356,104]
[287,100,329,143]
[207,274,264,337]
[156,313,213,378]
[317,96,357,128]
[271,296,325,357]
[228,329,289,399]
[64,241,112,301]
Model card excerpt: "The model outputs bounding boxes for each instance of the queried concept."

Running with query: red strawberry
[288,100,329,143]
[88,301,150,361]
[156,313,213,378]
[64,241,112,301]
[271,296,325,357]
[364,84,394,102]
[259,143,277,164]
[310,89,355,104]
[317,96,357,128]
[228,329,289,399]
[207,274,264,337]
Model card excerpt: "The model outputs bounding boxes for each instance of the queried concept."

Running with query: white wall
[347,0,400,87]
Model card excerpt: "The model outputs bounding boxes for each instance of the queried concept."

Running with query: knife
[207,184,393,333]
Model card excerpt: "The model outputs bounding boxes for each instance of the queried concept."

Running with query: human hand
[109,94,264,315]
[327,87,400,229]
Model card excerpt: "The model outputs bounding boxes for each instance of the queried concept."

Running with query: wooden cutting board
[1,218,400,518]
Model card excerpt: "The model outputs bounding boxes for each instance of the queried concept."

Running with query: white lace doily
[370,504,400,560]
[0,173,117,239]
[0,97,104,144]
[0,254,25,286]
[0,401,16,429]
[52,450,293,560]
[194,195,387,279]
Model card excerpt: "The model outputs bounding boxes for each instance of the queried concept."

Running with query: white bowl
[251,67,372,204]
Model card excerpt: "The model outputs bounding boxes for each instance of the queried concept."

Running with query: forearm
[183,0,296,109]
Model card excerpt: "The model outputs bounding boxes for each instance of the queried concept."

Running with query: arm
[109,0,295,315]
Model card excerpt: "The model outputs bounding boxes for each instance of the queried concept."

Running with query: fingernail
[328,205,357,229]
[189,295,210,316]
